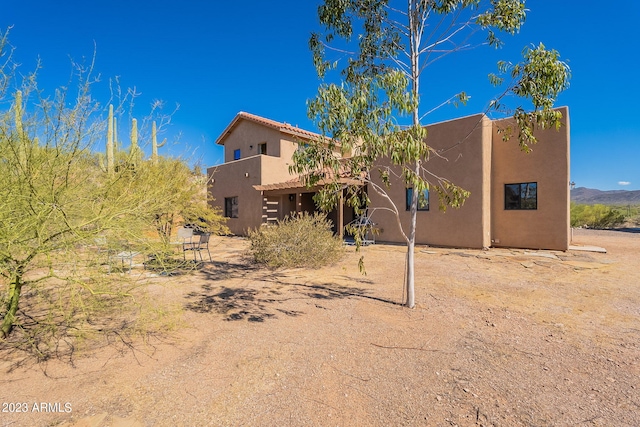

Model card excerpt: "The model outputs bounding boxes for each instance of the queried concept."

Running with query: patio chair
[346,215,377,246]
[110,248,139,273]
[94,237,139,273]
[176,227,195,260]
[183,232,212,262]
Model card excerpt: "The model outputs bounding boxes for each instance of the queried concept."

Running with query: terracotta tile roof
[215,111,323,145]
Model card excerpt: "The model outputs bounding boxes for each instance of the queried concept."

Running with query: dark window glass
[505,182,537,210]
[406,188,429,211]
[224,196,238,218]
[258,143,267,155]
[233,149,241,160]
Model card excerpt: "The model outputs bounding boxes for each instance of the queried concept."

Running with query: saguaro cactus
[14,90,23,135]
[130,118,138,153]
[113,116,120,152]
[151,121,167,165]
[129,118,143,168]
[106,105,115,175]
[14,90,26,168]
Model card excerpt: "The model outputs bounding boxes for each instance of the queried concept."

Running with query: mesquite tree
[292,0,570,307]
[0,31,225,341]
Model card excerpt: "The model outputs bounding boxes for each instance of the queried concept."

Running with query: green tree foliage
[149,160,228,244]
[0,30,226,341]
[570,203,625,229]
[248,213,344,269]
[292,0,570,307]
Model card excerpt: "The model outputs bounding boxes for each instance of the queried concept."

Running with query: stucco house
[207,108,570,250]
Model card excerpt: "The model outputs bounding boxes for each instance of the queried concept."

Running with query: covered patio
[253,177,362,238]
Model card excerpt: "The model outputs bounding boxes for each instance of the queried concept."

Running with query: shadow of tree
[612,227,640,234]
[293,282,400,306]
[143,257,208,276]
[198,260,261,281]
[334,274,375,285]
[185,286,285,322]
[199,259,375,286]
[185,259,400,322]
[0,285,166,371]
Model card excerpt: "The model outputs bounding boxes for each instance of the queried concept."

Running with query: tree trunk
[404,0,420,308]
[155,213,175,244]
[1,271,23,339]
[406,239,416,308]
[405,160,420,308]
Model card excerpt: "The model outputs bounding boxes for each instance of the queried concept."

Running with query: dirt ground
[1,228,639,427]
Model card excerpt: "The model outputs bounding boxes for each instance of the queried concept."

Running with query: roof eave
[215,111,325,146]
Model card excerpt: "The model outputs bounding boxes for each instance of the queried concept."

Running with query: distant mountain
[571,187,640,205]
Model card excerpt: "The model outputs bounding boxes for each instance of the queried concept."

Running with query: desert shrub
[0,30,210,345]
[182,200,229,235]
[248,212,344,268]
[2,274,182,361]
[571,203,626,228]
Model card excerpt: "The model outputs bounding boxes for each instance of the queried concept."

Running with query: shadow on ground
[0,292,164,371]
[185,260,398,322]
[611,227,640,234]
[199,260,261,281]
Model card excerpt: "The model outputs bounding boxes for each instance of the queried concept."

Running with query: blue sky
[3,1,639,190]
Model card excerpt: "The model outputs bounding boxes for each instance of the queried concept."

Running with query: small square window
[233,149,241,160]
[505,182,537,210]
[406,188,429,211]
[224,196,238,218]
[258,143,267,155]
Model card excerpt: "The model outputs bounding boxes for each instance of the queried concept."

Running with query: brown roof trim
[253,178,305,192]
[253,177,363,192]
[254,159,366,192]
[215,111,323,146]
[254,169,364,192]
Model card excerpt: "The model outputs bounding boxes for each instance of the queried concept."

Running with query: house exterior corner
[490,106,571,251]
[207,109,571,251]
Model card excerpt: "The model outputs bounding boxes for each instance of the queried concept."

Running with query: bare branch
[420,94,463,121]
[419,22,473,56]
[387,53,412,77]
[385,17,411,36]
[366,176,409,244]
[319,40,357,57]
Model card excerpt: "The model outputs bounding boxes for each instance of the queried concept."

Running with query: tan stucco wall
[369,114,492,248]
[222,120,284,163]
[279,136,300,165]
[209,121,310,235]
[208,155,299,235]
[209,110,570,247]
[258,151,297,185]
[208,156,264,235]
[490,106,570,250]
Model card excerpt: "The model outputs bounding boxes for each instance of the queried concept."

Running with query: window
[406,188,429,211]
[505,182,537,210]
[258,143,267,155]
[224,196,238,218]
[233,149,241,160]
